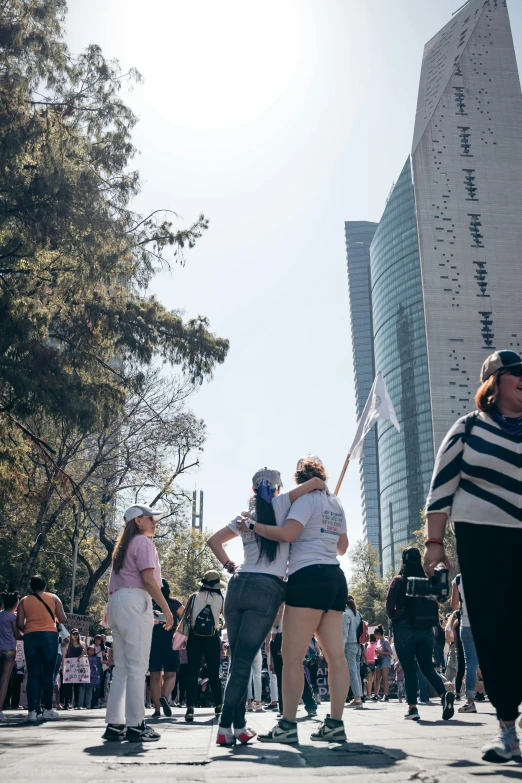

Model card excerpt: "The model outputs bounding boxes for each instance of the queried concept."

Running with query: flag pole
[334,452,351,496]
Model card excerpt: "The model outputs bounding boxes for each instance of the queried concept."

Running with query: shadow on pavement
[212,742,407,769]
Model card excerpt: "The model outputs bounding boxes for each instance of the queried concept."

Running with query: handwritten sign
[66,613,90,637]
[15,641,25,666]
[63,655,90,684]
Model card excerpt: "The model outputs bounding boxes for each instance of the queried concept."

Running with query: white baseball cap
[123,505,165,523]
[251,467,282,489]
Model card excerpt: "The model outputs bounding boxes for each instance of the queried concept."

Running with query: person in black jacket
[386,548,454,723]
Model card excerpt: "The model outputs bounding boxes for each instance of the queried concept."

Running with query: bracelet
[425,538,444,545]
[223,560,236,574]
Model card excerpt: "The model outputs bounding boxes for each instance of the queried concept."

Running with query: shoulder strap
[32,592,56,623]
[462,411,479,444]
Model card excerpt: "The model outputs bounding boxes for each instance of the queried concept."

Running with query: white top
[227,492,292,578]
[286,491,347,576]
[453,574,470,628]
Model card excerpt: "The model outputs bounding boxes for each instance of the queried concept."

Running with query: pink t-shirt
[366,641,377,663]
[109,535,162,592]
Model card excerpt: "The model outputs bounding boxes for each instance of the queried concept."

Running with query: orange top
[22,593,57,633]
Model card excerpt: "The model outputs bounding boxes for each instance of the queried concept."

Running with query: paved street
[1,700,519,782]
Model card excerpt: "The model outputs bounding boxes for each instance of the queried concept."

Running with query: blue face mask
[257,479,276,504]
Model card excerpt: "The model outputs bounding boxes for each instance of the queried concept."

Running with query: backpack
[193,604,217,637]
[356,614,368,644]
[408,596,439,630]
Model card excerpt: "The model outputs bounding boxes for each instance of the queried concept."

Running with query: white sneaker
[482,725,521,763]
[0,711,6,722]
[42,708,60,720]
[27,710,38,722]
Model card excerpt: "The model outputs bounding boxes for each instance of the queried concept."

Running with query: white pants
[105,588,153,727]
[249,648,262,702]
[270,673,278,702]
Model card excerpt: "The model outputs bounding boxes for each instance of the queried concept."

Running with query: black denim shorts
[285,564,348,612]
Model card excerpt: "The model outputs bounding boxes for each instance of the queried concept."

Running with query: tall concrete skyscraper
[348,0,522,573]
[344,222,380,558]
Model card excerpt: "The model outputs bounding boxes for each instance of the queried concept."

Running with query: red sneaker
[216,726,235,746]
[234,726,257,744]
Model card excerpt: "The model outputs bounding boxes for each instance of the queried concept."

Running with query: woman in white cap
[238,456,349,745]
[102,505,173,743]
[424,350,522,763]
[207,467,326,747]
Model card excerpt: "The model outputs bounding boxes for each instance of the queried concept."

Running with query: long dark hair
[399,547,425,579]
[254,493,279,564]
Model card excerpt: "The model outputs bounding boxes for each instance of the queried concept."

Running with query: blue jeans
[460,625,479,700]
[416,662,429,702]
[77,684,92,708]
[24,631,58,712]
[221,572,284,728]
[393,624,445,706]
[345,642,362,698]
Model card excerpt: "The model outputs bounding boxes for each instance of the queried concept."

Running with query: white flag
[349,371,400,460]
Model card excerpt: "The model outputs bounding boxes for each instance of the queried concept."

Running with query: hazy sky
[65,1,522,572]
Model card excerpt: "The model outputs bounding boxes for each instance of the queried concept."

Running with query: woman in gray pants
[207,467,325,747]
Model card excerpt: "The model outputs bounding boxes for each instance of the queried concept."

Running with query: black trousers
[393,624,446,706]
[455,522,522,721]
[271,632,316,714]
[186,632,222,709]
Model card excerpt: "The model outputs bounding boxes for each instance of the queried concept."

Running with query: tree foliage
[349,540,390,631]
[0,0,229,620]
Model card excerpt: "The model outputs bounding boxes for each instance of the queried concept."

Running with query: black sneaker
[159,696,172,717]
[475,692,486,702]
[442,691,455,721]
[151,710,161,718]
[311,715,346,743]
[126,721,161,742]
[306,708,318,718]
[405,707,420,721]
[185,707,194,723]
[102,724,126,741]
[258,718,299,744]
[214,704,222,718]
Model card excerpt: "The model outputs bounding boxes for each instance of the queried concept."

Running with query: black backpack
[193,604,217,637]
[356,612,364,642]
[408,595,439,630]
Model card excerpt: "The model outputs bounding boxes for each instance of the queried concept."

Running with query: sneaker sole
[126,734,161,742]
[311,734,347,743]
[160,698,172,718]
[482,749,512,763]
[406,714,420,721]
[442,693,455,721]
[258,734,298,744]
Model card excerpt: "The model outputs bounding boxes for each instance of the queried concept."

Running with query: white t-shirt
[453,574,470,628]
[227,492,292,578]
[286,491,347,576]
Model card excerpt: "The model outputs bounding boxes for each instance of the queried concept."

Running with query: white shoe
[42,708,60,720]
[27,711,38,722]
[0,711,6,722]
[482,725,521,763]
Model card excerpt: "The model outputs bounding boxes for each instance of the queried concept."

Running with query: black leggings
[455,522,522,721]
[186,632,222,709]
[271,632,316,714]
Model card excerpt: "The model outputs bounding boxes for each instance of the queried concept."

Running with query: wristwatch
[247,519,256,531]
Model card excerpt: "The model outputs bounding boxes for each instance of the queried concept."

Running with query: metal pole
[70,505,80,614]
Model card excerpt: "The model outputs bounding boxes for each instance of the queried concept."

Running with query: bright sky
[65,1,522,574]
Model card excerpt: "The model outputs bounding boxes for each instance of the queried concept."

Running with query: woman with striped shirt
[424,350,522,763]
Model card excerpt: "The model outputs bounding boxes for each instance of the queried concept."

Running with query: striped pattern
[426,412,522,528]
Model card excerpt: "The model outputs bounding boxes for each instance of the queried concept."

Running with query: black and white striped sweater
[426,411,522,527]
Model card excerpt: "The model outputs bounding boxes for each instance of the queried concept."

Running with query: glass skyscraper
[344,222,380,560]
[370,161,434,573]
[346,0,522,574]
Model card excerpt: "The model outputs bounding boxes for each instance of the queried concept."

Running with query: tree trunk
[76,552,112,614]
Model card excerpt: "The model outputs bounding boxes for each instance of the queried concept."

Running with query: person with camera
[424,350,522,762]
[386,547,455,722]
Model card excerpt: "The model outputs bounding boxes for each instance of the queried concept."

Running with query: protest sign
[63,655,90,684]
[66,613,90,637]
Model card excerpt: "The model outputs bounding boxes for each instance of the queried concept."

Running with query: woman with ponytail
[207,467,325,747]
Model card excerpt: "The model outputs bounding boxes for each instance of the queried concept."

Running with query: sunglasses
[499,366,522,378]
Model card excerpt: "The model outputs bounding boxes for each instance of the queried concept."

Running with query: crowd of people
[1,349,521,766]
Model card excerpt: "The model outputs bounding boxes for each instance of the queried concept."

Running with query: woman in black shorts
[148,579,184,717]
[238,455,349,744]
